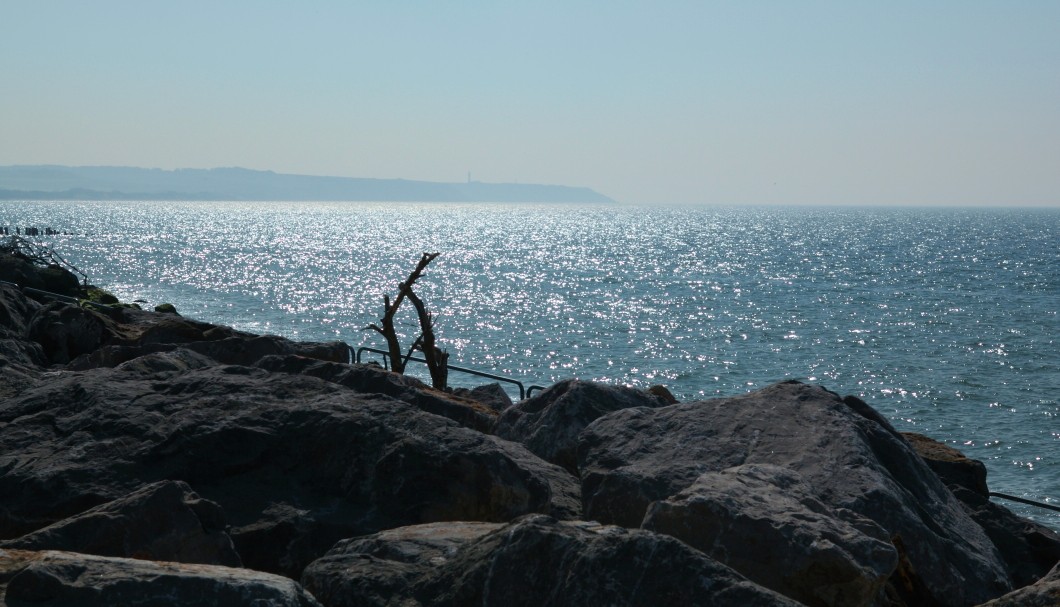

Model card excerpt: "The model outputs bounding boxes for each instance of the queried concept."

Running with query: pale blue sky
[2,2,1058,205]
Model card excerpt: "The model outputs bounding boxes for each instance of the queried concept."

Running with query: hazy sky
[2,2,1058,205]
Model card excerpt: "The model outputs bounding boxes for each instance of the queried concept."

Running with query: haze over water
[3,200,1057,528]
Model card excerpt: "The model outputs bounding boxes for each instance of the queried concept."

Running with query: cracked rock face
[2,284,1056,606]
[577,381,1013,606]
[642,464,897,607]
[302,515,802,607]
[0,360,579,579]
[0,549,322,607]
[1,480,241,567]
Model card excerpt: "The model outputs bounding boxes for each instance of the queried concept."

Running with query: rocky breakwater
[0,278,1058,605]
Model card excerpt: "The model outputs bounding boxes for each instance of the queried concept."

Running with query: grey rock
[256,354,499,433]
[27,302,106,365]
[0,549,321,606]
[450,382,513,412]
[302,514,802,607]
[0,283,41,339]
[1,480,241,567]
[301,521,503,606]
[951,485,1060,590]
[905,432,1060,588]
[0,254,80,297]
[643,464,897,607]
[903,431,989,497]
[578,380,1013,606]
[0,363,579,579]
[494,378,669,473]
[977,561,1060,607]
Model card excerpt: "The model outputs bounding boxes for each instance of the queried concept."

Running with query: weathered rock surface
[905,432,1060,589]
[302,514,802,607]
[642,464,897,607]
[301,521,503,606]
[903,431,990,497]
[0,549,321,606]
[2,280,1057,605]
[0,361,579,579]
[494,379,670,473]
[978,561,1060,607]
[0,254,80,297]
[256,354,498,433]
[1,480,241,567]
[578,380,1013,606]
[28,302,108,364]
[451,382,513,411]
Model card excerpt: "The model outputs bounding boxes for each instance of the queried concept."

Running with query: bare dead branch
[365,253,445,380]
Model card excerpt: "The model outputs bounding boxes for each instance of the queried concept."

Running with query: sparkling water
[3,200,1057,528]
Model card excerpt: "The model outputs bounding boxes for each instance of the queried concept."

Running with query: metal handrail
[989,492,1060,513]
[354,346,545,400]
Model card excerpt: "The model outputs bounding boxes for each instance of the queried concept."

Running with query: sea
[2,200,1058,529]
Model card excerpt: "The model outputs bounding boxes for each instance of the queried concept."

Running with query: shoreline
[1,251,1058,604]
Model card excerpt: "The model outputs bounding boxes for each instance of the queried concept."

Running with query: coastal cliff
[0,259,1057,606]
[0,165,615,203]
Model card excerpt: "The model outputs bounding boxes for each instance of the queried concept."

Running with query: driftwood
[364,253,449,390]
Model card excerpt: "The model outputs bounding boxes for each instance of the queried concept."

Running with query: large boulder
[302,514,802,607]
[301,521,503,606]
[257,354,499,433]
[0,254,81,297]
[27,302,108,364]
[577,380,1013,606]
[642,464,898,607]
[0,549,321,606]
[904,432,1060,588]
[0,362,580,579]
[494,379,670,473]
[979,561,1060,607]
[1,480,241,567]
[903,432,989,496]
[0,283,41,338]
[951,486,1060,590]
[450,382,514,412]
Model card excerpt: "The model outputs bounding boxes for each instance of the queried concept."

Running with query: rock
[647,384,678,403]
[450,382,514,411]
[84,287,119,305]
[301,521,503,606]
[951,486,1060,590]
[0,549,321,606]
[978,561,1060,607]
[0,363,40,400]
[494,379,670,474]
[577,380,1013,606]
[903,431,989,496]
[642,464,898,607]
[26,302,107,365]
[0,254,80,297]
[1,480,241,567]
[154,302,180,314]
[183,335,349,367]
[0,363,579,579]
[256,354,498,433]
[302,514,802,607]
[904,432,1060,588]
[0,283,41,338]
[112,347,219,377]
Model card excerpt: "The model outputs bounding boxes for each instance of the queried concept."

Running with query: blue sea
[3,201,1058,528]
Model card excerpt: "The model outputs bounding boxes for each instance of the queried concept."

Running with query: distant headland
[0,165,615,203]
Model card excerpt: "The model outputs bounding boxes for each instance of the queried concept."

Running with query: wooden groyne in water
[0,226,71,236]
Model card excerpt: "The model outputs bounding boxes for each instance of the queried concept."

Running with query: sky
[2,1,1059,206]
